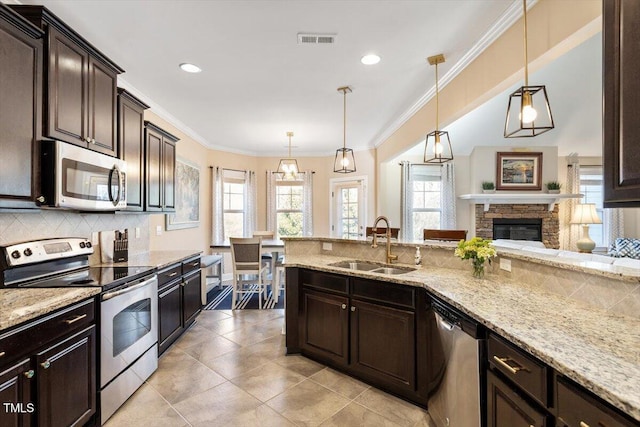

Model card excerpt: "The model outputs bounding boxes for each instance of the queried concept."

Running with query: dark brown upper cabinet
[145,122,178,212]
[0,5,43,208]
[603,0,640,207]
[10,5,124,157]
[118,89,149,212]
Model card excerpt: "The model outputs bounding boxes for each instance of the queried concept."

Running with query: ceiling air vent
[297,33,336,45]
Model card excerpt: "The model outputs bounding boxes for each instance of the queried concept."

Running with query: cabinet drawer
[351,277,415,309]
[301,269,348,295]
[556,376,637,427]
[488,333,549,407]
[157,263,181,287]
[0,298,95,367]
[182,256,201,275]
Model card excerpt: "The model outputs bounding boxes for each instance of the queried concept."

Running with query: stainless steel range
[0,237,158,425]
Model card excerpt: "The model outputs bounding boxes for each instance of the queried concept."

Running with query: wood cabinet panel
[0,359,33,427]
[88,56,116,156]
[158,280,182,355]
[300,288,349,366]
[145,126,163,212]
[487,370,549,427]
[182,271,202,327]
[0,7,41,207]
[163,137,176,211]
[350,299,415,391]
[47,26,86,145]
[118,89,148,211]
[603,0,640,207]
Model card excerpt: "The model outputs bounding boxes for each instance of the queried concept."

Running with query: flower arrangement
[454,237,497,279]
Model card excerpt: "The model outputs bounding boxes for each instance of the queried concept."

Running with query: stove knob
[23,248,33,257]
[79,242,86,248]
[86,242,92,248]
[11,250,20,259]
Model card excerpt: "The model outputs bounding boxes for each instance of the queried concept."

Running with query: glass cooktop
[18,266,154,291]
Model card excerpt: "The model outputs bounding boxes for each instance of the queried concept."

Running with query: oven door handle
[102,277,156,301]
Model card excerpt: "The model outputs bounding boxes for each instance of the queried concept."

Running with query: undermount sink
[329,261,415,275]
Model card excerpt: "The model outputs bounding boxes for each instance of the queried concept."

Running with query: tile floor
[105,309,433,427]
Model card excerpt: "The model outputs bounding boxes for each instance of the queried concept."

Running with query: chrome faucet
[371,216,398,264]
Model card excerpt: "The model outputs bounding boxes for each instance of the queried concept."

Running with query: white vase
[482,189,495,194]
[547,189,561,194]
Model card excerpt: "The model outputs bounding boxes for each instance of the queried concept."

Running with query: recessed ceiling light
[361,54,381,65]
[179,63,202,73]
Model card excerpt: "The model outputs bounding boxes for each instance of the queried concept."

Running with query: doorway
[330,177,367,239]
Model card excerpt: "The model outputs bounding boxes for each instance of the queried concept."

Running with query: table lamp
[570,203,602,253]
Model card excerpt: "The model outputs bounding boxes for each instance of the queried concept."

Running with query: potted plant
[482,181,495,194]
[545,181,562,194]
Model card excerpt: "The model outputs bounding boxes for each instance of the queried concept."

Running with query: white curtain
[211,166,224,244]
[560,157,580,250]
[604,208,624,249]
[302,171,314,236]
[399,161,413,241]
[266,171,277,233]
[244,171,257,237]
[440,163,456,229]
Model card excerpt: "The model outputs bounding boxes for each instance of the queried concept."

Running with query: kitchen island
[283,237,640,424]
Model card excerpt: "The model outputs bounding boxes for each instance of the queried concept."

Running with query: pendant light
[277,131,299,180]
[334,86,356,173]
[424,54,453,164]
[504,0,554,138]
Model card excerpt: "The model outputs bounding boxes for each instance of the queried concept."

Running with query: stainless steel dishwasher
[428,298,485,427]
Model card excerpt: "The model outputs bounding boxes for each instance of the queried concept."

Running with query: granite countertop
[0,287,100,331]
[285,253,640,422]
[98,250,202,270]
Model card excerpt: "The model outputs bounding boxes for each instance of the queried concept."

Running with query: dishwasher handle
[436,312,459,331]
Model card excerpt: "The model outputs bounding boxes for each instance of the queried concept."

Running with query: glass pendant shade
[504,85,554,137]
[424,130,453,163]
[504,0,554,138]
[334,147,356,173]
[277,131,299,180]
[334,86,356,173]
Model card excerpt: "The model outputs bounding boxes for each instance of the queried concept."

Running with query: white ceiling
[15,0,531,156]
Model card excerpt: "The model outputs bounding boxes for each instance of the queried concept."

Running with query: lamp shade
[334,147,356,173]
[571,203,602,225]
[277,158,299,180]
[424,130,453,164]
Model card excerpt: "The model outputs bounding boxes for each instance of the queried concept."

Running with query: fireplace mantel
[459,193,583,212]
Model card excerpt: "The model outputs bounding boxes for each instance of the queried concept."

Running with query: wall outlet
[322,242,333,251]
[500,258,512,272]
[135,227,141,239]
[156,225,162,236]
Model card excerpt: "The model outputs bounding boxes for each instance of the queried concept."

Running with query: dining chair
[273,254,285,304]
[423,229,468,241]
[229,237,268,309]
[253,230,276,280]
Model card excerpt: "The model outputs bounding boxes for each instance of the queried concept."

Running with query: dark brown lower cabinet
[0,359,33,427]
[36,326,96,427]
[486,370,549,427]
[350,298,415,392]
[182,270,202,327]
[300,288,349,366]
[158,279,183,355]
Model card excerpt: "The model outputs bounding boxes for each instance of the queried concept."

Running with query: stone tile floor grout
[105,308,433,427]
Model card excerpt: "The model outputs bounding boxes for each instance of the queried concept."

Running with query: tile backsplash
[0,211,149,263]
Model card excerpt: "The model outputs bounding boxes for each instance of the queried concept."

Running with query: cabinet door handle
[191,262,199,267]
[0,351,5,358]
[41,360,51,369]
[64,314,87,325]
[168,272,178,277]
[341,304,347,310]
[24,370,35,379]
[351,306,356,312]
[579,422,590,427]
[493,356,527,374]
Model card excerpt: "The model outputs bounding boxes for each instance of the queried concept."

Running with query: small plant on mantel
[482,181,495,193]
[545,181,562,194]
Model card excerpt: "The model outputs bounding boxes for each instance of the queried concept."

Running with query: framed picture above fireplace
[496,152,542,191]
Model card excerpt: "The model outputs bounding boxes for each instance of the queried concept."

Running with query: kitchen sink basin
[329,261,415,275]
[329,261,380,271]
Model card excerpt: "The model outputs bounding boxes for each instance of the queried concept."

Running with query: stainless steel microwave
[39,140,127,211]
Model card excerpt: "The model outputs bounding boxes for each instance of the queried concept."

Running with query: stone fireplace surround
[475,204,560,248]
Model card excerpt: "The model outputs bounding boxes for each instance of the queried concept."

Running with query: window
[338,186,359,239]
[411,166,442,241]
[223,174,245,239]
[579,166,604,248]
[276,180,303,237]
